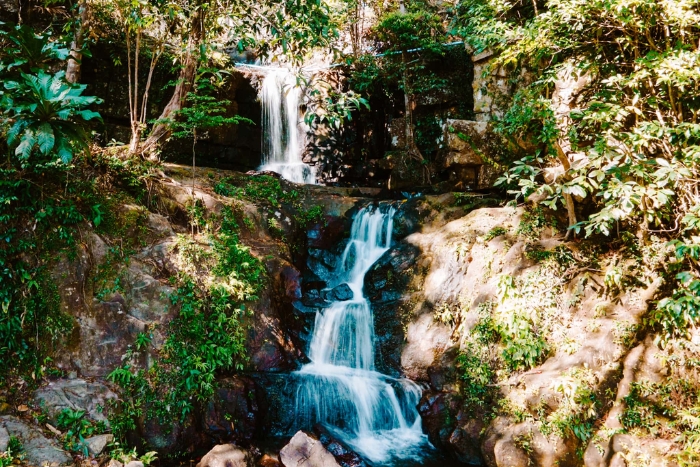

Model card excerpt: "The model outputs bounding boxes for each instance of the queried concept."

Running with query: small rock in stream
[279,431,341,467]
[196,443,253,467]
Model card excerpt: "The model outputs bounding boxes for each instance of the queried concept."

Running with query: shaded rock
[34,379,116,426]
[323,283,353,302]
[313,425,368,467]
[125,462,144,467]
[259,454,282,467]
[203,376,259,444]
[302,289,331,308]
[0,416,72,466]
[251,373,302,436]
[307,217,347,250]
[196,444,252,467]
[440,120,505,189]
[85,433,113,456]
[0,425,8,451]
[280,431,341,467]
[447,420,484,465]
[419,391,463,450]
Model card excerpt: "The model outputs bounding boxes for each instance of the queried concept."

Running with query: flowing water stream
[294,204,433,465]
[258,69,316,184]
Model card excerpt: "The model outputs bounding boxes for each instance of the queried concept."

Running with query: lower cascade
[294,204,432,464]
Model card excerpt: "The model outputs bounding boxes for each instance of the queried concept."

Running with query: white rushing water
[295,204,432,464]
[259,69,316,184]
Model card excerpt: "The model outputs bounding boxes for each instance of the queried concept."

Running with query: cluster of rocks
[197,428,367,467]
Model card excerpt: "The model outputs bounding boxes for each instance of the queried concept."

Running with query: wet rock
[280,266,302,301]
[85,434,113,456]
[419,391,463,450]
[307,217,347,250]
[292,300,322,315]
[302,289,331,308]
[203,376,259,444]
[323,283,353,302]
[313,425,368,467]
[301,270,327,293]
[196,444,253,467]
[364,243,421,375]
[445,418,485,466]
[140,413,202,457]
[0,416,72,466]
[280,431,341,467]
[252,373,302,436]
[34,379,117,426]
[306,248,338,280]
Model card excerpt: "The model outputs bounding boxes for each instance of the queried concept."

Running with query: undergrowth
[107,203,266,449]
[0,150,157,389]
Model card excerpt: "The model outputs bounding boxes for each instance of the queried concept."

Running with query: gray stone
[0,416,72,466]
[125,462,144,467]
[85,433,113,456]
[280,431,341,467]
[196,444,252,467]
[107,460,123,467]
[34,379,116,426]
[0,425,8,451]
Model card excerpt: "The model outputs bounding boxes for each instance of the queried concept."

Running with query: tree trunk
[66,1,88,84]
[140,5,204,158]
[554,141,578,238]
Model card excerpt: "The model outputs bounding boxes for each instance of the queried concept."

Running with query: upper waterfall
[258,68,316,185]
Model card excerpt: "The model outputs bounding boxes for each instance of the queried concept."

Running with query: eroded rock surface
[196,444,253,467]
[279,431,342,467]
[0,416,72,466]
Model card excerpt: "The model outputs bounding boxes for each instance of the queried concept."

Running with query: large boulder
[313,425,368,467]
[0,416,73,467]
[196,444,253,467]
[33,378,117,427]
[279,431,341,467]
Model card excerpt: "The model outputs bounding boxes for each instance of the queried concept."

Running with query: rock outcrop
[196,444,253,467]
[0,416,73,467]
[279,431,342,467]
[361,200,668,467]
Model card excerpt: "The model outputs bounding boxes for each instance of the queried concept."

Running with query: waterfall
[295,204,432,464]
[259,69,316,184]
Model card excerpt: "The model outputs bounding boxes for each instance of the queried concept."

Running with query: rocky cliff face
[361,198,693,467]
[6,169,691,467]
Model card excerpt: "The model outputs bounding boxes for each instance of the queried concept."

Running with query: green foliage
[456,0,700,339]
[56,408,107,456]
[496,275,549,371]
[160,68,252,143]
[294,204,326,228]
[230,0,339,65]
[484,226,507,242]
[108,205,265,442]
[0,436,23,467]
[214,175,299,207]
[0,24,69,74]
[456,344,495,414]
[516,206,554,241]
[0,22,101,165]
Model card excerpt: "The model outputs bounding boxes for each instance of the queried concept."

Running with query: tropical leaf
[36,122,55,154]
